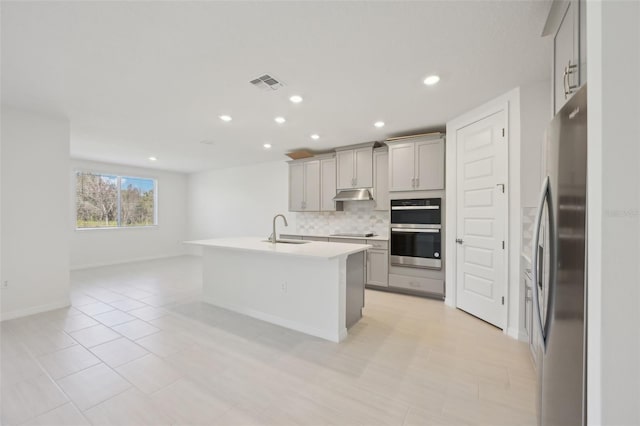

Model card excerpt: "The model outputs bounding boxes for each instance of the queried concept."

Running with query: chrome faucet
[271,214,288,243]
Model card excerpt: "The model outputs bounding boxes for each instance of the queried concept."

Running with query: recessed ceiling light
[289,95,303,104]
[263,143,272,149]
[423,75,440,86]
[148,157,157,161]
[310,134,320,140]
[374,121,385,128]
[219,115,232,122]
[274,117,286,124]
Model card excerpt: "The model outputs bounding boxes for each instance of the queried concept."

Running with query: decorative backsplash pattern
[522,207,537,256]
[295,201,390,237]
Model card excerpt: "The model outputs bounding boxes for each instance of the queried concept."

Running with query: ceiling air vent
[249,74,284,91]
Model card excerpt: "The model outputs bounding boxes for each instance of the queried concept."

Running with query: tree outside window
[76,172,156,229]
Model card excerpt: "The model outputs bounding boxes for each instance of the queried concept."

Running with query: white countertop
[185,237,371,259]
[280,233,389,241]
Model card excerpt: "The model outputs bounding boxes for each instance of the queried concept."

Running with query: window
[75,172,157,229]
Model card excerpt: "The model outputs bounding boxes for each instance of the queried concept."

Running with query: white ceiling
[1,1,551,173]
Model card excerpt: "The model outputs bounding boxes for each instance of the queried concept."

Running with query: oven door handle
[390,224,441,229]
[391,228,440,233]
[391,206,440,210]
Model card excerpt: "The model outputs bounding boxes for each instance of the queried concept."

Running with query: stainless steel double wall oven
[390,198,442,269]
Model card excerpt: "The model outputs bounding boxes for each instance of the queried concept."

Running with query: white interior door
[455,110,507,328]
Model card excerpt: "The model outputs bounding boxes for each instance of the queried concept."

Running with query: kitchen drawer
[328,238,363,245]
[389,274,444,295]
[367,240,388,249]
[303,236,329,242]
[279,234,302,240]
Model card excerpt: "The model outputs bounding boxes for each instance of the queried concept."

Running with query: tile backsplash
[295,201,390,236]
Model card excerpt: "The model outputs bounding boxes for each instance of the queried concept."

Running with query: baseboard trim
[70,253,192,270]
[1,298,71,321]
[507,326,523,340]
[202,295,345,343]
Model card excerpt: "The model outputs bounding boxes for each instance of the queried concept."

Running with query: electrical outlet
[1,280,8,289]
[281,282,287,293]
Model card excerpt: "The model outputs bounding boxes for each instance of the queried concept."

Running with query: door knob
[455,238,464,245]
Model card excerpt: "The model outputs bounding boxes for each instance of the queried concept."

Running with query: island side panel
[201,247,347,342]
[345,251,365,328]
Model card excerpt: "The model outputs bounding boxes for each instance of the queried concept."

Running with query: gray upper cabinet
[545,0,585,114]
[388,142,415,191]
[304,161,320,211]
[336,146,374,189]
[388,134,445,192]
[372,149,389,211]
[415,139,444,190]
[320,157,340,212]
[289,162,305,212]
[288,159,320,212]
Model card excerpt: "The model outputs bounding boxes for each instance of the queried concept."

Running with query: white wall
[520,79,551,208]
[70,159,188,269]
[187,160,294,249]
[445,88,522,339]
[587,1,640,424]
[1,107,71,320]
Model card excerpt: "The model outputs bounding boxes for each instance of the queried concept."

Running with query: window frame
[74,170,158,230]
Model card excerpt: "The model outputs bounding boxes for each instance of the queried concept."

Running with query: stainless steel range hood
[332,188,373,201]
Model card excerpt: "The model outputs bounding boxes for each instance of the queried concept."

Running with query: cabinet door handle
[415,177,419,188]
[411,178,415,187]
[564,61,578,98]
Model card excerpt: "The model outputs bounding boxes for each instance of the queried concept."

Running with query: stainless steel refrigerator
[532,85,587,425]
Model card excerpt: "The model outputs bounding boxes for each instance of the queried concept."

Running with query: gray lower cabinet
[366,249,388,287]
[278,236,391,289]
[366,239,388,287]
[388,274,443,294]
[328,238,389,288]
[302,236,329,242]
[279,234,302,240]
[328,238,362,245]
[524,269,538,366]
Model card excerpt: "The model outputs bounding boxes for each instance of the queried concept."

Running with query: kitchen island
[185,237,370,342]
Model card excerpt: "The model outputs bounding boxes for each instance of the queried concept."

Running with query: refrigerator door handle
[532,176,549,351]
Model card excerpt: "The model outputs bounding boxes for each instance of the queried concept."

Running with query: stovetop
[329,233,375,237]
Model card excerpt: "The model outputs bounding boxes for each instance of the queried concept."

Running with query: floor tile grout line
[6,257,538,425]
[10,339,90,425]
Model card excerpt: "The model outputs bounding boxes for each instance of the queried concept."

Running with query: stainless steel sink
[261,239,310,244]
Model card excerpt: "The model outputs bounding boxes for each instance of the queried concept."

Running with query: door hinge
[502,240,505,249]
[501,296,505,305]
[502,128,505,137]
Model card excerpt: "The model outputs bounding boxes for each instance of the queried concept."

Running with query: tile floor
[1,256,537,425]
